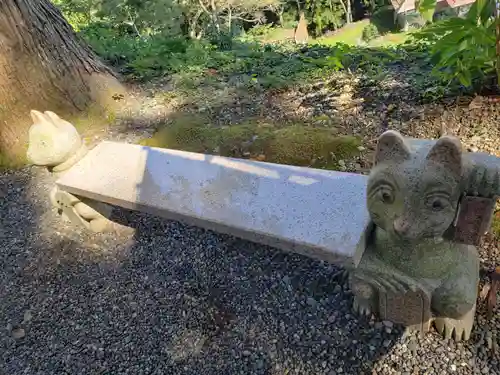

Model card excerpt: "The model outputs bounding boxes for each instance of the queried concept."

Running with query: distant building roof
[444,0,475,7]
[390,0,475,13]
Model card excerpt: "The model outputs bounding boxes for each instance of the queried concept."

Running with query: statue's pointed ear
[426,135,462,177]
[30,110,49,125]
[44,111,60,122]
[374,130,411,165]
[44,111,64,127]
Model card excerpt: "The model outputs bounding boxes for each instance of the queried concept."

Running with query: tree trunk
[0,0,125,162]
[227,7,232,33]
[346,0,352,23]
[496,0,500,91]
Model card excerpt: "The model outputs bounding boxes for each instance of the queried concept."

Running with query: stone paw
[51,189,114,233]
[353,296,373,316]
[433,303,475,341]
[89,217,114,233]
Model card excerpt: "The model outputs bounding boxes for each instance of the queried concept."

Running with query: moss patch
[0,151,27,171]
[140,118,361,170]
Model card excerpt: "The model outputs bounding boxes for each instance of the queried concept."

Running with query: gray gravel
[0,159,499,374]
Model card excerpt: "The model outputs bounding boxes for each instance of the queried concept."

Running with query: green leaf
[416,0,437,23]
[457,70,472,87]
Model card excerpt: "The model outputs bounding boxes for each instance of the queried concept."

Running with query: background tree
[0,0,125,161]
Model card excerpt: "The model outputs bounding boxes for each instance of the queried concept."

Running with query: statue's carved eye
[425,195,449,211]
[379,187,394,204]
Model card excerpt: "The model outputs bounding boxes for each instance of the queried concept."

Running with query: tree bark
[0,0,125,161]
[346,0,352,24]
[496,0,500,91]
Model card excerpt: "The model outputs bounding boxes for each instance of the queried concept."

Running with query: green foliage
[49,0,445,98]
[415,0,437,23]
[362,0,390,15]
[77,16,352,86]
[246,24,276,38]
[411,0,497,89]
[361,23,379,42]
[303,0,346,36]
[281,9,299,28]
[52,0,100,30]
[370,5,399,33]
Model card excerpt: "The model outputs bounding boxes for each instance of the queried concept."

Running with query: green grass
[370,32,410,47]
[311,21,408,47]
[261,27,295,42]
[313,20,371,46]
[311,7,407,47]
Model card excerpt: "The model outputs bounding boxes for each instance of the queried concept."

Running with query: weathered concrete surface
[56,141,370,267]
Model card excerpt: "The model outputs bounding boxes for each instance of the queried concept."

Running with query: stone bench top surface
[56,141,370,267]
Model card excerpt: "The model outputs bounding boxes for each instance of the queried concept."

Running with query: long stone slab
[56,141,371,267]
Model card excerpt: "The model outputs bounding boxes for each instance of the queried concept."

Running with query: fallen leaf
[468,96,483,110]
[480,283,491,301]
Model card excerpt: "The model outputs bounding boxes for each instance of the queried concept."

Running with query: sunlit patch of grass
[312,20,371,46]
[370,32,410,47]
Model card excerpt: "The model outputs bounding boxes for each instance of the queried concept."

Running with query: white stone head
[26,110,82,167]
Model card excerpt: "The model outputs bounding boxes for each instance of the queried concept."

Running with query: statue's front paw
[353,296,373,316]
[89,217,114,233]
[433,303,475,341]
[350,278,377,317]
[467,164,500,198]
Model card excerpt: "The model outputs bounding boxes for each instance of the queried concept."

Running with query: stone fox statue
[27,110,113,232]
[349,130,499,341]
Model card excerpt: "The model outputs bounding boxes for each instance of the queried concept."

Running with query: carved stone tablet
[453,196,496,246]
[379,289,432,333]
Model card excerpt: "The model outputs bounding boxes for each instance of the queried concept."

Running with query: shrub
[78,21,349,89]
[410,0,497,90]
[361,23,380,42]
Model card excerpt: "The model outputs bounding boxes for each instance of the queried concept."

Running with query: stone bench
[26,110,500,342]
[55,140,371,269]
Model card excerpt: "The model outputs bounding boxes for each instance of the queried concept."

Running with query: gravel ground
[1,83,500,374]
[1,151,499,375]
